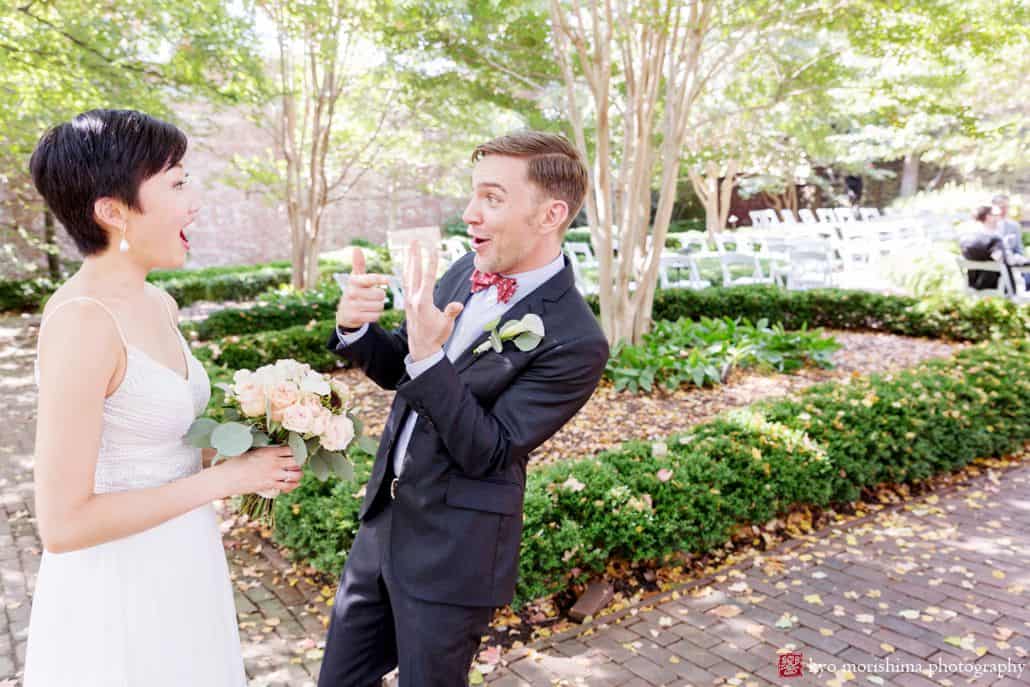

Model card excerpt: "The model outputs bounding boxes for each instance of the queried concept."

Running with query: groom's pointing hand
[336,247,391,330]
[404,240,463,362]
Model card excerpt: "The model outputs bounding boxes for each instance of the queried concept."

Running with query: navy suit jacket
[327,252,609,607]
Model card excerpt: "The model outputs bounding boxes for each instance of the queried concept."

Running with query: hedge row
[186,286,1030,376]
[191,309,407,373]
[270,339,1030,606]
[0,260,346,313]
[590,286,1030,342]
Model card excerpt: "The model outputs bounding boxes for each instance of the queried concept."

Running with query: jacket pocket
[445,475,523,515]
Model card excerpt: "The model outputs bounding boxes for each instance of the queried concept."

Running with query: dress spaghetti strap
[39,297,129,349]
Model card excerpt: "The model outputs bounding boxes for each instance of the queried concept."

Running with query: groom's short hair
[472,132,589,231]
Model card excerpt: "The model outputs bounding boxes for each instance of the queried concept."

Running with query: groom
[318,131,609,686]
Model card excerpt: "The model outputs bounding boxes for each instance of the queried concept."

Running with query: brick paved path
[488,458,1030,686]
[3,314,1029,686]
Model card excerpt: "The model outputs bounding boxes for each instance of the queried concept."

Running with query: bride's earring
[118,225,130,253]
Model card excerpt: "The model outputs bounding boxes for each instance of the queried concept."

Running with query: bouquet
[184,359,371,522]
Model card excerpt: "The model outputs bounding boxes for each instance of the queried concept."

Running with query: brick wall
[0,107,468,278]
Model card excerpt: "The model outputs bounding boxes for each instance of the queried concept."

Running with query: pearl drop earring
[119,226,130,253]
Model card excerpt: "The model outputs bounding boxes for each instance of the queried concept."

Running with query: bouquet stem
[239,493,276,527]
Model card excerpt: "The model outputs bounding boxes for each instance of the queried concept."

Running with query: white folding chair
[566,241,599,295]
[955,258,1013,299]
[779,209,798,224]
[785,247,835,291]
[748,210,768,228]
[720,252,773,286]
[1008,265,1029,304]
[797,208,819,225]
[816,208,838,225]
[659,255,711,290]
[859,207,881,221]
[834,207,858,224]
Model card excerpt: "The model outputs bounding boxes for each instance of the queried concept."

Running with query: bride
[24,109,302,686]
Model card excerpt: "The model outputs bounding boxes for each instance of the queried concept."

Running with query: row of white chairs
[748,206,885,228]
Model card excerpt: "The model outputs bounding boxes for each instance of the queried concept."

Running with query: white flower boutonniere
[473,313,545,355]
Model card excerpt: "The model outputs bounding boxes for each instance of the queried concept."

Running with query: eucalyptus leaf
[223,408,241,422]
[288,431,309,466]
[325,451,354,481]
[210,422,255,457]
[250,430,271,447]
[184,418,219,448]
[357,435,379,455]
[309,453,331,481]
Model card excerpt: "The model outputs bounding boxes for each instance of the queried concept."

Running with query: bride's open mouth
[180,229,190,249]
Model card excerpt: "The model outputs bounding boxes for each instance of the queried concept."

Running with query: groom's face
[463,155,547,275]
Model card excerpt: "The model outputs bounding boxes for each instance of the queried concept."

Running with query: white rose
[320,415,355,452]
[281,403,315,435]
[236,382,266,418]
[275,359,311,383]
[300,370,331,396]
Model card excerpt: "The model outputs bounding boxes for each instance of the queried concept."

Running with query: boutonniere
[474,313,545,355]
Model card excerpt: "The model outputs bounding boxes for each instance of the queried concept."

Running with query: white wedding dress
[24,294,247,687]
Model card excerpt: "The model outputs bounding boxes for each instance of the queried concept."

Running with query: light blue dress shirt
[337,252,565,477]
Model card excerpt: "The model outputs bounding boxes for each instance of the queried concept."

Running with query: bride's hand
[217,446,302,497]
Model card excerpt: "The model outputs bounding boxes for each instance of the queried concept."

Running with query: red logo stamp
[778,652,805,678]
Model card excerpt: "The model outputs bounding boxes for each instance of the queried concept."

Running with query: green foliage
[271,444,377,574]
[196,310,407,372]
[0,260,345,313]
[881,244,964,298]
[586,286,1029,342]
[270,339,1030,608]
[606,317,840,393]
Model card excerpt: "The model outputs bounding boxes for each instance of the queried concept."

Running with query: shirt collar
[500,252,565,296]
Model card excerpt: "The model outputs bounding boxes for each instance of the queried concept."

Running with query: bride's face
[123,163,199,270]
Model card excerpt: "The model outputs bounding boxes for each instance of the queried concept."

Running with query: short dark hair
[472,131,589,231]
[973,205,993,223]
[29,109,188,256]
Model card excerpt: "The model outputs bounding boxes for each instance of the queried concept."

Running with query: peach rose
[309,406,332,436]
[269,381,300,413]
[320,415,355,452]
[281,402,315,435]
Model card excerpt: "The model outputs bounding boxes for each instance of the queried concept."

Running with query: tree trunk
[900,151,920,197]
[43,209,59,279]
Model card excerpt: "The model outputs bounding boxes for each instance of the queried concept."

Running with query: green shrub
[0,259,347,313]
[0,276,60,313]
[587,286,1029,342]
[269,339,1030,607]
[606,317,839,393]
[196,309,407,372]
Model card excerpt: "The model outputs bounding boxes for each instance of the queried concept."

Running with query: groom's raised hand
[336,247,392,330]
[404,240,463,362]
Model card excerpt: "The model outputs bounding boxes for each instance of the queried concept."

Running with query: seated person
[959,206,1030,291]
[992,194,1025,256]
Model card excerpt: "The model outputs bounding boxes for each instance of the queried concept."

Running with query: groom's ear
[537,198,570,236]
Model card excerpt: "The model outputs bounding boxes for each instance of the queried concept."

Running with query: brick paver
[487,455,1030,685]
[3,314,1029,687]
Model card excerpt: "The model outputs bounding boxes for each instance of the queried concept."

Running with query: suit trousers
[317,499,493,687]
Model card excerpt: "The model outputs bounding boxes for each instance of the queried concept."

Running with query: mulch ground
[332,330,962,467]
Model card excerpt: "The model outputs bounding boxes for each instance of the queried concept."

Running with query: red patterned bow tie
[470,269,518,304]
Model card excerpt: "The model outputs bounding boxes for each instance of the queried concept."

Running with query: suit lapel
[453,255,576,374]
